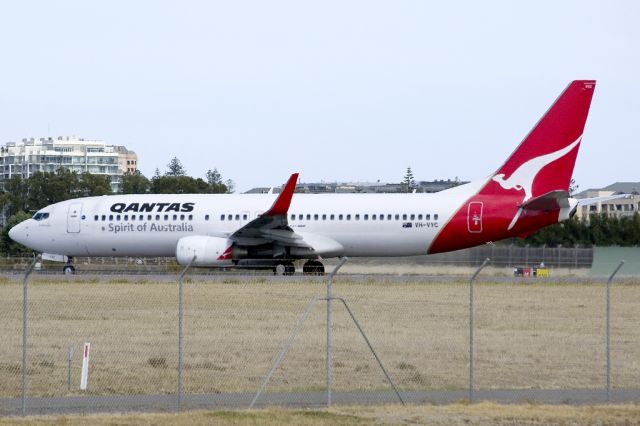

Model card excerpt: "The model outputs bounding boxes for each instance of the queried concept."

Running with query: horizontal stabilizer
[519,190,570,212]
[575,194,632,208]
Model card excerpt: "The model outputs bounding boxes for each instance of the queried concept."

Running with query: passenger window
[102,215,106,221]
[147,215,152,221]
[188,215,193,221]
[426,214,431,220]
[164,215,169,221]
[372,214,377,220]
[322,214,327,220]
[124,215,129,221]
[306,214,311,220]
[235,214,240,220]
[298,214,303,220]
[139,215,144,220]
[131,215,135,221]
[109,215,113,221]
[387,214,392,220]
[116,215,121,221]
[227,214,232,221]
[355,214,360,220]
[173,215,178,221]
[243,214,248,220]
[330,214,335,220]
[410,214,415,220]
[180,214,185,220]
[395,214,399,220]
[364,214,369,220]
[314,214,318,220]
[346,214,351,220]
[205,215,210,221]
[339,214,343,220]
[156,215,160,221]
[418,214,423,220]
[434,214,439,220]
[94,215,98,221]
[290,214,295,221]
[221,215,225,221]
[402,214,407,220]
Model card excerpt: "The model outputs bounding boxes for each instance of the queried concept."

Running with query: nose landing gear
[63,257,75,275]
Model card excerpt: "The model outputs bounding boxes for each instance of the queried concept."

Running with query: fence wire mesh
[0,256,638,416]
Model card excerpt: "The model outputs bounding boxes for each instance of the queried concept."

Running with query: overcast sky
[1,1,638,192]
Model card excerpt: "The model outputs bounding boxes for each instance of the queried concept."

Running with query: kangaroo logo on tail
[492,135,582,230]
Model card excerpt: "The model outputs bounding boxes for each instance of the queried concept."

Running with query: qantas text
[110,202,195,213]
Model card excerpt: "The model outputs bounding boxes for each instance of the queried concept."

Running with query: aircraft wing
[229,173,310,247]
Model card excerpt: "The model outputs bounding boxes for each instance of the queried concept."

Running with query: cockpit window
[33,212,50,221]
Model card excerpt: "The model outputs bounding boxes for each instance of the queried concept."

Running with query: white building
[0,136,137,193]
[574,182,640,223]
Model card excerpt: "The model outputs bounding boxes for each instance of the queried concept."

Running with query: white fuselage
[10,180,485,258]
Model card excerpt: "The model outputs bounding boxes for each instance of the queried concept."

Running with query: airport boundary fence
[0,245,594,275]
[0,257,638,416]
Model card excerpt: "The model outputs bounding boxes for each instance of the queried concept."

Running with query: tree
[403,167,416,193]
[27,169,79,211]
[1,175,28,215]
[121,171,150,194]
[79,173,112,197]
[151,175,210,194]
[206,168,228,193]
[225,179,235,194]
[206,168,222,185]
[166,157,186,177]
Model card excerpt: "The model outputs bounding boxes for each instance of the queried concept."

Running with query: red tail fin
[490,80,595,200]
[428,81,596,254]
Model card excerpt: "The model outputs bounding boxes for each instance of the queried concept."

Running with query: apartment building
[0,136,137,193]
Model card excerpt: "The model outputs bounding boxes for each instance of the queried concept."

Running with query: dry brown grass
[2,403,640,425]
[1,278,639,398]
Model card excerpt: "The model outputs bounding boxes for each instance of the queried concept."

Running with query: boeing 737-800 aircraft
[9,80,616,274]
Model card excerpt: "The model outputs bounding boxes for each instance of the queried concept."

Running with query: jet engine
[176,236,237,266]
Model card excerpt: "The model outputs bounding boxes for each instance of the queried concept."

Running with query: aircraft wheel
[63,265,76,275]
[303,260,325,275]
[274,263,287,276]
[284,262,295,275]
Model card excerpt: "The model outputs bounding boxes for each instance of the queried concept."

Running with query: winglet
[265,173,299,216]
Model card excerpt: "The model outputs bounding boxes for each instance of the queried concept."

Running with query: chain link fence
[0,245,595,276]
[0,256,638,416]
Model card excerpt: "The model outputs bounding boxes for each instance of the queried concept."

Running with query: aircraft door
[67,203,82,233]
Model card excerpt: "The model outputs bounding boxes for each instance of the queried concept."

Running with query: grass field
[1,276,639,399]
[2,403,640,425]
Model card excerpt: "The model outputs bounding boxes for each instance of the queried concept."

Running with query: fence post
[326,257,348,406]
[22,254,41,416]
[177,256,196,412]
[606,260,624,402]
[469,258,490,403]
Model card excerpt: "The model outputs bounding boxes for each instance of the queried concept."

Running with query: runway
[3,388,640,416]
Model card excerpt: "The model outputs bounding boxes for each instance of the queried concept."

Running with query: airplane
[8,80,617,275]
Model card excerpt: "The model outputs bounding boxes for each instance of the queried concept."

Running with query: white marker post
[80,342,91,390]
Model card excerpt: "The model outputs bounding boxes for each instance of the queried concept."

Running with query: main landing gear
[302,260,325,276]
[272,260,326,276]
[273,261,295,276]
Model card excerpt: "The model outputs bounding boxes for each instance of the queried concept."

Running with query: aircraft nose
[8,221,28,245]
